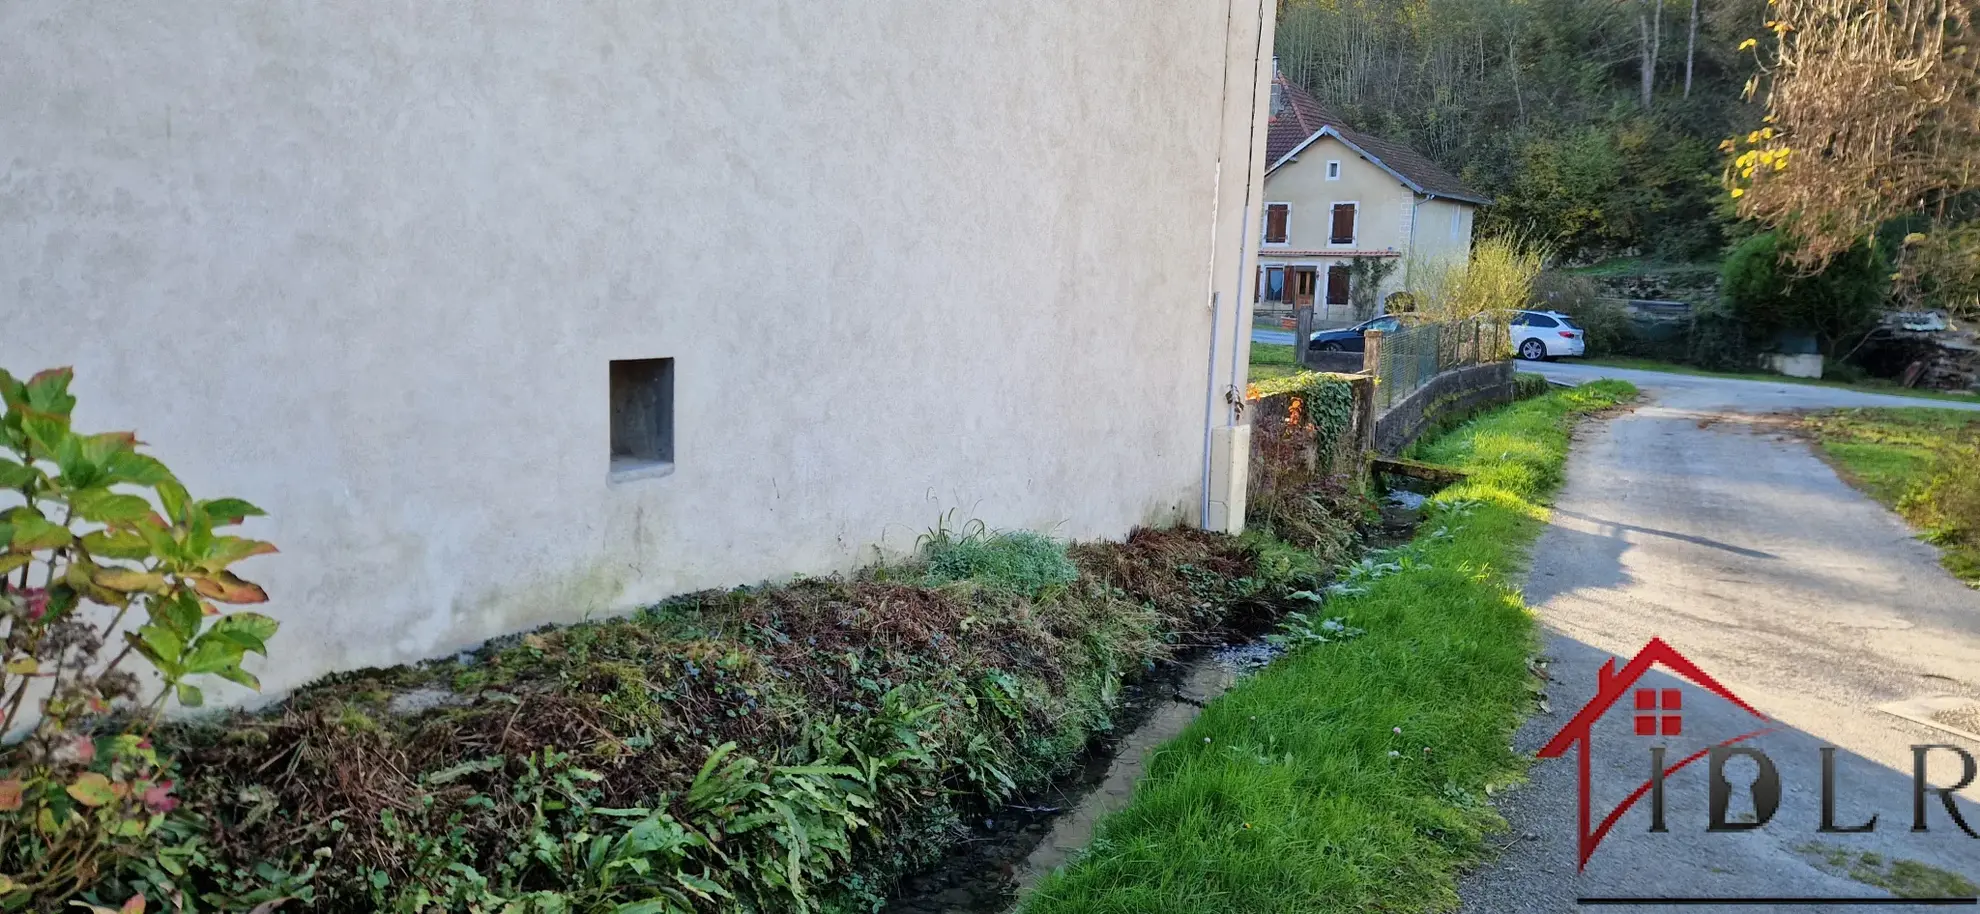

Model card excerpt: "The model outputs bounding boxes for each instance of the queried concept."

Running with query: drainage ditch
[882,488,1427,913]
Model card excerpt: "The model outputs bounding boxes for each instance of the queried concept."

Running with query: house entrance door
[1290,266,1318,307]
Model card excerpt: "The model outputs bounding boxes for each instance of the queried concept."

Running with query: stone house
[1259,67,1491,325]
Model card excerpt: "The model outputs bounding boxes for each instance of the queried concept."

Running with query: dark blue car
[1306,314,1402,353]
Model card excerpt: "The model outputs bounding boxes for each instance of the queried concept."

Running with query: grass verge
[1579,356,1980,404]
[1800,407,1980,584]
[1021,379,1638,914]
[1249,343,1299,381]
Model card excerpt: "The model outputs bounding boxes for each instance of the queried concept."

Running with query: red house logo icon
[1537,637,1775,870]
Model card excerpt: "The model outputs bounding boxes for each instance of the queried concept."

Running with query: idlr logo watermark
[1538,638,1976,906]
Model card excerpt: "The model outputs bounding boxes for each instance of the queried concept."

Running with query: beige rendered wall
[1259,137,1478,308]
[1408,197,1478,278]
[0,1,1274,699]
[1261,135,1414,255]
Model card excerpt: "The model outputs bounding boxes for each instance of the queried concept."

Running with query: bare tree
[1640,0,1663,106]
[1733,0,1980,275]
[1684,0,1700,98]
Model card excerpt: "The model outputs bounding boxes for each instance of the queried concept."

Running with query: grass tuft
[1023,379,1637,914]
[923,529,1080,598]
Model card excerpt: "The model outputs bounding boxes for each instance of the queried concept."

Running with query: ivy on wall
[1248,371,1357,458]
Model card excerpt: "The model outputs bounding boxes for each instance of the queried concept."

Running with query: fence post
[1294,305,1315,368]
[1354,375,1376,457]
[1362,328,1384,412]
[1473,320,1482,365]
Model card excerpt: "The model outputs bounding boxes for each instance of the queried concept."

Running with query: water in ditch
[880,488,1426,914]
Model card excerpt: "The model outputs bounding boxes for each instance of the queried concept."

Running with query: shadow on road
[1553,508,1780,561]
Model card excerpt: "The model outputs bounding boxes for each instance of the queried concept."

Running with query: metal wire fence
[1370,315,1511,412]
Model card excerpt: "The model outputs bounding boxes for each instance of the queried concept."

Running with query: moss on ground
[1798,842,1979,899]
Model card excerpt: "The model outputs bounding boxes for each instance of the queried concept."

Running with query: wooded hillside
[1276,0,1769,263]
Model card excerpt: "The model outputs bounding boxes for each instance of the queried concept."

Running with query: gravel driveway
[1458,362,1980,913]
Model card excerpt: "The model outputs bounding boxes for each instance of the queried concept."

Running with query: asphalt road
[1457,361,1980,913]
[1252,326,1295,346]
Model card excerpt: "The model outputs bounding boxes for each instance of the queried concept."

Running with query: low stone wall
[1371,361,1516,455]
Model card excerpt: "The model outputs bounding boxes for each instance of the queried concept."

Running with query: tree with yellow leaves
[1729,0,1980,299]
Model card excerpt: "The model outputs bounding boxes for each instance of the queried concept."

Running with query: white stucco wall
[0,1,1273,698]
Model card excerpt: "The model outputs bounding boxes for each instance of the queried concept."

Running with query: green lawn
[1249,342,1299,381]
[1022,380,1639,914]
[1802,408,1980,584]
[1580,356,1980,404]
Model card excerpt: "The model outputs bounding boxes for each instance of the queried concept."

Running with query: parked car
[1509,309,1585,361]
[1306,314,1402,353]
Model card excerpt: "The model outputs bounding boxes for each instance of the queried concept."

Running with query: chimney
[1269,56,1285,116]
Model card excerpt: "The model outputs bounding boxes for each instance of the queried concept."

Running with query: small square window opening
[610,358,675,480]
[1326,160,1341,180]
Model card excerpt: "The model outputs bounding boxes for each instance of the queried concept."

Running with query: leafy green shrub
[922,529,1078,598]
[1687,303,1755,371]
[1823,361,1869,384]
[1720,231,1890,357]
[1514,373,1552,400]
[0,367,281,908]
[1245,373,1367,566]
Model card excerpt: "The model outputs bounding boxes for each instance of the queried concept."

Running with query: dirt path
[1459,366,1980,912]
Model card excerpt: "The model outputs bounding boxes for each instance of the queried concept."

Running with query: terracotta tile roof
[1267,73,1490,206]
[1266,72,1347,163]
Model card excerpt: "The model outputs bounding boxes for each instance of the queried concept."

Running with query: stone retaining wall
[1371,361,1517,455]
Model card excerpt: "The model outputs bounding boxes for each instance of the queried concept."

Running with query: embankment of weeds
[1021,379,1637,914]
[68,508,1361,912]
[1800,407,1980,584]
